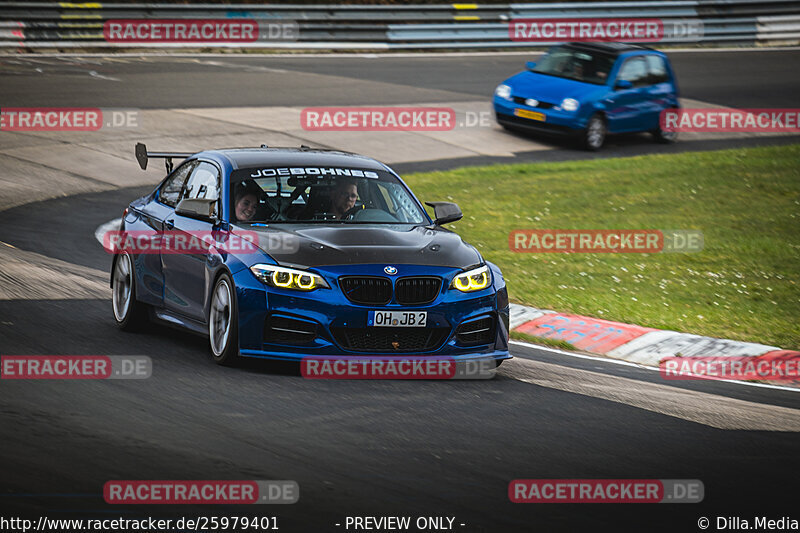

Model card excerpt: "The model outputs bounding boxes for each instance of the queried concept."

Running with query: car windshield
[229,166,428,224]
[532,45,616,85]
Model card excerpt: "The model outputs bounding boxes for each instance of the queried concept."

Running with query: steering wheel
[342,205,364,220]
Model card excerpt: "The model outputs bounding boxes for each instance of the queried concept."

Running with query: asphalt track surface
[1,50,799,109]
[1,51,799,532]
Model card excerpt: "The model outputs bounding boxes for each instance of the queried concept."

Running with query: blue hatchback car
[111,144,510,367]
[493,42,680,150]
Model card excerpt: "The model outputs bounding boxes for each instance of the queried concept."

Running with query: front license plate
[514,108,546,122]
[368,311,427,327]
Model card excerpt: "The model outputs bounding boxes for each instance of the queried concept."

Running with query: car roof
[563,41,656,56]
[199,147,391,172]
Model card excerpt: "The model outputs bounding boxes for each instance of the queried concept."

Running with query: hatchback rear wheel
[652,111,679,144]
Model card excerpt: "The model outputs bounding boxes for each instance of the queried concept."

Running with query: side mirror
[425,201,463,226]
[176,198,217,221]
[525,61,537,71]
[615,79,633,90]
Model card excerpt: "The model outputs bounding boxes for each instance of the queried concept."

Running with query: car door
[605,56,650,133]
[640,54,676,131]
[161,160,221,323]
[132,160,196,307]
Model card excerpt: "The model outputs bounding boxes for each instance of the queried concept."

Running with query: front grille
[512,96,555,109]
[339,276,392,305]
[264,315,317,345]
[456,316,495,346]
[395,277,441,305]
[331,327,449,353]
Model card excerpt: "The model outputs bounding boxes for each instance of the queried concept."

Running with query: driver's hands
[343,204,365,220]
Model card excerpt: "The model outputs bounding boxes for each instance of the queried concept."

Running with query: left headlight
[495,84,512,101]
[250,264,329,291]
[451,265,491,293]
[560,98,580,112]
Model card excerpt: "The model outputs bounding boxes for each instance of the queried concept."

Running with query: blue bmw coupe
[493,42,680,150]
[111,144,510,367]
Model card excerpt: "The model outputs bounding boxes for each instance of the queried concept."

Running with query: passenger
[232,181,261,222]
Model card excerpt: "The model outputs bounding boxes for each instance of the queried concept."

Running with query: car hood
[507,71,606,103]
[233,224,482,269]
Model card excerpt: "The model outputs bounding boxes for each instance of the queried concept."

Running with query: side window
[184,162,220,201]
[617,57,648,88]
[183,162,220,217]
[645,55,669,84]
[158,161,195,208]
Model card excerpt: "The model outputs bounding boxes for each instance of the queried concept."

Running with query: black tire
[208,272,240,366]
[111,252,148,331]
[581,114,606,151]
[651,112,679,144]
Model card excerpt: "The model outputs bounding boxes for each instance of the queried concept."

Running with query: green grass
[510,331,577,351]
[407,144,800,350]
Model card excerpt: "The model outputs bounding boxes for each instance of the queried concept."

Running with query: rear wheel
[209,273,240,366]
[112,252,148,330]
[581,114,606,151]
[652,112,679,143]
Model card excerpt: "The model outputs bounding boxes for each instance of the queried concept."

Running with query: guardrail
[1,1,798,50]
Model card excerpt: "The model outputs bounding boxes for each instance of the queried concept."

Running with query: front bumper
[232,263,511,362]
[493,96,587,137]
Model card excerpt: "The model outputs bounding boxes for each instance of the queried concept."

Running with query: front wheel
[581,114,606,151]
[209,273,240,366]
[112,252,148,330]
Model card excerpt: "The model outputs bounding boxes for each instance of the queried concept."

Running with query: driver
[571,62,584,79]
[328,178,359,220]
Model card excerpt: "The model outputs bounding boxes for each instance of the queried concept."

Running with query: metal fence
[1,1,799,49]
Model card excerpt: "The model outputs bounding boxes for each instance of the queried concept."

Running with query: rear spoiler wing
[135,142,194,174]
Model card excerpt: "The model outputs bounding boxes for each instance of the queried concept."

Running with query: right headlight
[560,98,580,112]
[494,84,512,101]
[451,265,491,293]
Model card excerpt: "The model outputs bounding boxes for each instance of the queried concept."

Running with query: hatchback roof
[564,41,654,55]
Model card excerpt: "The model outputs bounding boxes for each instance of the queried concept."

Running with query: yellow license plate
[514,108,546,122]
